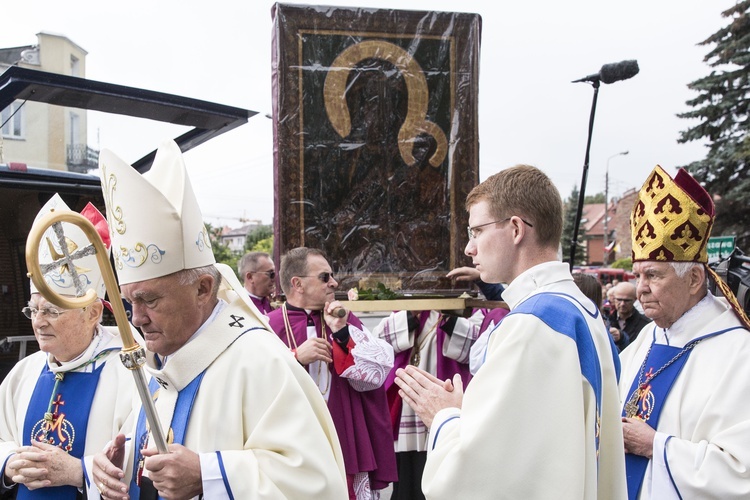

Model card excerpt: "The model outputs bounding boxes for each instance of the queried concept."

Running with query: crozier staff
[89,140,347,500]
[0,194,139,500]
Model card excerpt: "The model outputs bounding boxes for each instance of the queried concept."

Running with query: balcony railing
[66,143,100,173]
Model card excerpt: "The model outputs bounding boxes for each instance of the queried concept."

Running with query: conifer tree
[678,1,750,247]
[562,185,587,266]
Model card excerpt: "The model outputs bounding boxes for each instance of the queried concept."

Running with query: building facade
[583,203,606,266]
[220,222,263,253]
[1,32,96,172]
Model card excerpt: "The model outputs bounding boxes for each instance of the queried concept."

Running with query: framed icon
[272,4,481,294]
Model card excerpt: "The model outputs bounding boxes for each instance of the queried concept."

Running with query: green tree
[251,236,274,254]
[562,185,587,266]
[584,192,605,204]
[678,1,750,248]
[610,257,633,271]
[244,225,273,252]
[206,222,240,272]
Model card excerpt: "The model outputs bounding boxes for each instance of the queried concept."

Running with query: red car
[583,267,636,286]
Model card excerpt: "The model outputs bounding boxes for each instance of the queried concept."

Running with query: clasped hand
[6,440,82,489]
[394,365,464,428]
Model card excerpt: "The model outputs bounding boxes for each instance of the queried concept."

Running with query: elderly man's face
[122,272,212,356]
[27,294,98,362]
[633,261,695,329]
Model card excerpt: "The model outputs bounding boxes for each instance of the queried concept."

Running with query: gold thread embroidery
[323,40,448,168]
[101,164,126,236]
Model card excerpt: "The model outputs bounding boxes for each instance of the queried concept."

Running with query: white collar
[47,324,116,373]
[159,299,227,366]
[503,261,571,310]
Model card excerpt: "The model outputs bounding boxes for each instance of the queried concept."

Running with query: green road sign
[707,235,736,262]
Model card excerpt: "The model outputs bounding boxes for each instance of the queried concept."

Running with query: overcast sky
[2,0,737,227]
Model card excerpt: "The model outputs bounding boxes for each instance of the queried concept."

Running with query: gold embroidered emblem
[31,394,75,452]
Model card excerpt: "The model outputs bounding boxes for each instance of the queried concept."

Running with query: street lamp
[603,150,629,265]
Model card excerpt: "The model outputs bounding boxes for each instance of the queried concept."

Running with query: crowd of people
[2,139,749,500]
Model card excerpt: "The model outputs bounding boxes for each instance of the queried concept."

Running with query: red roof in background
[583,203,606,235]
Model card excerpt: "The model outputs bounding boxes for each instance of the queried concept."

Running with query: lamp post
[603,150,629,265]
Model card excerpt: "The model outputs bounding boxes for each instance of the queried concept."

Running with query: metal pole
[603,151,629,265]
[570,81,600,268]
[604,168,609,263]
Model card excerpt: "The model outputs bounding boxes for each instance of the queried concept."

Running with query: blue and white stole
[622,327,733,500]
[504,292,618,458]
[129,370,206,500]
[19,363,106,500]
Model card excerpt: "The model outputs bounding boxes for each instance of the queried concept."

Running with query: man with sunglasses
[607,282,651,351]
[267,247,397,500]
[1,194,139,500]
[395,165,626,499]
[237,251,276,314]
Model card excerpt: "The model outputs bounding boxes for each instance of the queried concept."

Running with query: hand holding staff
[26,209,169,453]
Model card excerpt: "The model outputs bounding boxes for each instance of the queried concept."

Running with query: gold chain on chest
[624,337,705,419]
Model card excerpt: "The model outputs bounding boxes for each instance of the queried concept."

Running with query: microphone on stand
[572,59,639,84]
[567,59,639,268]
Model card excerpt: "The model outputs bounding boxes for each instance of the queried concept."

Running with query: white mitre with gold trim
[98,139,214,285]
[30,193,111,299]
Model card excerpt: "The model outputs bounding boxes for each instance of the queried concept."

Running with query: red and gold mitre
[631,165,750,329]
[630,165,714,263]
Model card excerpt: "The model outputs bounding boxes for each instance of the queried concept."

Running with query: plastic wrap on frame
[272,3,481,294]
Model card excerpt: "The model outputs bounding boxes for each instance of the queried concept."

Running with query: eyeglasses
[614,297,634,303]
[254,270,275,279]
[467,217,534,239]
[22,306,75,320]
[299,272,336,283]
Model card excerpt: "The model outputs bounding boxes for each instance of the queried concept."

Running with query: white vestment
[374,310,483,452]
[84,294,348,500]
[423,261,627,499]
[0,326,137,491]
[468,310,508,376]
[619,292,750,499]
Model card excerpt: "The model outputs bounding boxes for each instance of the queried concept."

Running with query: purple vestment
[267,306,397,490]
[383,310,474,439]
[249,294,273,315]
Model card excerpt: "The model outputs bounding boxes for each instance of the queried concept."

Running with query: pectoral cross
[52,394,65,415]
[624,387,642,419]
[410,351,421,366]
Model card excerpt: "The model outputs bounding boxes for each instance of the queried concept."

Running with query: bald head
[613,282,636,299]
[612,281,637,319]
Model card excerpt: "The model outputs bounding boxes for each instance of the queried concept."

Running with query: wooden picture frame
[272,4,481,294]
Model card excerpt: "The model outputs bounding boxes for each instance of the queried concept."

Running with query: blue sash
[508,292,615,457]
[622,329,730,500]
[19,363,106,500]
[129,370,206,500]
